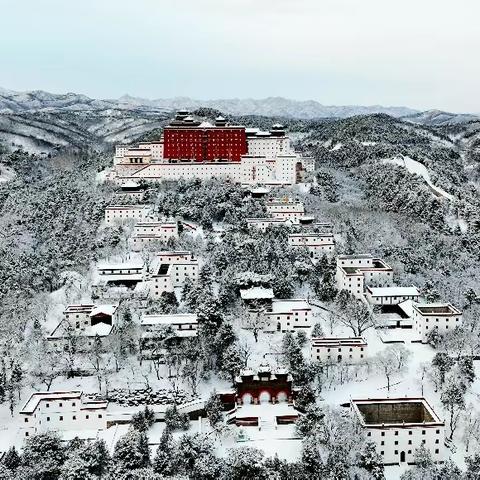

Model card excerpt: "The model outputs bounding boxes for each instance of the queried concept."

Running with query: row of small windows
[368,429,441,436]
[379,449,440,456]
[379,439,440,446]
[318,347,365,353]
[25,413,103,423]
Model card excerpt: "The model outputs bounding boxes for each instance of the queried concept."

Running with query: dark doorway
[400,451,406,463]
[337,355,342,362]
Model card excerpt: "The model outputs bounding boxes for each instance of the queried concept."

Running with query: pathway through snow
[383,156,454,201]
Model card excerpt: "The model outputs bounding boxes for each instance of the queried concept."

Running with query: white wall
[265,307,311,332]
[413,307,462,342]
[366,425,445,465]
[311,342,367,363]
[20,398,107,438]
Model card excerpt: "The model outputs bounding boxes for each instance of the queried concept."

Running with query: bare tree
[30,348,63,391]
[374,345,410,392]
[337,298,375,337]
[463,405,480,453]
[237,340,253,367]
[243,309,268,342]
[417,362,429,396]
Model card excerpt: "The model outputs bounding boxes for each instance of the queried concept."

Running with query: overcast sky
[0,0,478,112]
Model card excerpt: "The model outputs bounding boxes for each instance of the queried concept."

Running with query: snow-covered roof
[21,391,83,414]
[413,303,461,316]
[157,250,193,257]
[246,217,289,223]
[105,204,150,210]
[98,273,144,283]
[240,287,274,300]
[88,323,114,336]
[121,181,140,189]
[398,299,415,318]
[311,337,367,347]
[269,299,310,313]
[141,314,198,326]
[134,220,177,227]
[90,304,118,317]
[125,149,151,155]
[64,304,95,314]
[48,320,114,339]
[367,286,420,297]
[97,260,144,271]
[288,232,334,238]
[250,187,271,194]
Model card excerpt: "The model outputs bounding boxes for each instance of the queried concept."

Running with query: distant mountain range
[1,87,478,124]
[116,94,420,119]
[0,87,420,119]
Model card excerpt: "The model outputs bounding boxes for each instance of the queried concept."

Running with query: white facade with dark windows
[311,337,367,363]
[104,205,151,225]
[365,286,420,306]
[150,251,199,298]
[129,220,179,251]
[288,232,335,258]
[264,299,312,333]
[335,254,394,299]
[351,398,445,466]
[412,303,462,343]
[265,198,305,221]
[19,391,108,438]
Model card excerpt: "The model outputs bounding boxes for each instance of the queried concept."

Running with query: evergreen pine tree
[1,446,20,471]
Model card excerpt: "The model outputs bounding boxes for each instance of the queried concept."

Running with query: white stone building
[141,313,198,338]
[112,155,306,186]
[19,391,108,438]
[150,251,199,299]
[97,260,145,277]
[288,232,335,258]
[365,286,420,306]
[129,220,179,251]
[264,299,312,333]
[246,217,291,231]
[62,303,118,331]
[412,303,462,343]
[265,198,305,221]
[351,398,445,465]
[246,125,294,158]
[114,141,164,165]
[93,260,148,299]
[48,304,119,349]
[114,181,147,202]
[336,254,394,299]
[310,337,367,363]
[104,205,151,226]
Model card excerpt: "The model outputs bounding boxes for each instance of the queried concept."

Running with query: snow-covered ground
[0,164,15,183]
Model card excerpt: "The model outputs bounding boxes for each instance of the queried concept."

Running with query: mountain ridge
[0,88,419,119]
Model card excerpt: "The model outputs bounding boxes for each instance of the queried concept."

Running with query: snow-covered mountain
[402,109,479,126]
[0,89,170,114]
[0,88,418,119]
[116,94,419,119]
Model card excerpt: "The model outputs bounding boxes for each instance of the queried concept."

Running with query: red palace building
[163,110,247,162]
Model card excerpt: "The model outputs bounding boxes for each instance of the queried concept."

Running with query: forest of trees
[0,108,479,479]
